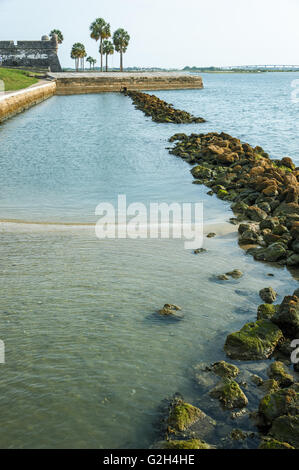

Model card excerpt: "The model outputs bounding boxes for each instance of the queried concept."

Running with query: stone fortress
[0,34,62,72]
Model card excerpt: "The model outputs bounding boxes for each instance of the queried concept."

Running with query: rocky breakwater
[168,131,299,268]
[0,82,56,123]
[125,90,206,124]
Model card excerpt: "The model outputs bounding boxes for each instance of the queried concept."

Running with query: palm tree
[89,18,110,72]
[71,43,86,71]
[86,56,94,70]
[102,40,114,72]
[113,29,130,72]
[49,29,64,45]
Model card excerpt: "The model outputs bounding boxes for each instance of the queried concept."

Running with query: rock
[191,165,213,180]
[231,408,248,420]
[257,304,278,320]
[259,287,277,304]
[239,229,262,245]
[152,439,212,449]
[267,361,294,387]
[230,429,248,441]
[259,438,295,449]
[258,387,299,426]
[211,361,240,379]
[127,91,205,124]
[193,248,207,254]
[207,232,216,238]
[269,415,299,448]
[209,379,248,409]
[224,319,283,360]
[246,206,268,222]
[260,379,280,395]
[167,397,216,441]
[158,304,183,319]
[272,295,299,338]
[225,269,243,279]
[286,253,299,266]
[262,243,287,262]
[260,218,279,231]
[217,274,229,281]
[251,374,264,386]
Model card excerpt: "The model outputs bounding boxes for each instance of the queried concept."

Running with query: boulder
[258,386,299,426]
[224,320,283,360]
[211,361,240,379]
[272,295,299,338]
[257,304,277,320]
[258,438,295,449]
[246,206,268,222]
[262,243,287,262]
[267,361,294,387]
[158,304,183,319]
[269,415,299,448]
[225,269,243,279]
[259,287,277,304]
[167,397,216,441]
[209,379,248,409]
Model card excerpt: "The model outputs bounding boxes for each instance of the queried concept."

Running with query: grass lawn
[0,68,39,92]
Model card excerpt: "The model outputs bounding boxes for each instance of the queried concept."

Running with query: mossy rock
[267,361,294,387]
[259,387,299,426]
[191,165,212,180]
[167,398,216,440]
[154,439,212,449]
[269,415,299,448]
[211,361,239,379]
[209,379,248,409]
[259,438,295,449]
[260,379,280,395]
[217,189,229,200]
[224,320,284,360]
[257,304,278,320]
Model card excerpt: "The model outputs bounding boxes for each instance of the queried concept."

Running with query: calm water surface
[0,72,298,448]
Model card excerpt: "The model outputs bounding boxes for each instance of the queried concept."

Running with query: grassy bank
[0,68,39,92]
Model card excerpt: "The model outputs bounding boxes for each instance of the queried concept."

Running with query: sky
[1,0,299,69]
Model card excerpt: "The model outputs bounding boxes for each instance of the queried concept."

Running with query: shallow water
[0,72,298,448]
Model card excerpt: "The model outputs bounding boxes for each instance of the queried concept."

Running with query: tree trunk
[100,38,103,72]
[106,54,108,72]
[120,50,123,72]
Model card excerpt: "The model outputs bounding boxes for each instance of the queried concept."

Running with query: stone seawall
[0,82,57,123]
[48,72,204,95]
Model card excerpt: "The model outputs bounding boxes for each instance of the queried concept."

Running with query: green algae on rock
[166,396,216,441]
[153,439,212,449]
[259,437,295,449]
[125,90,206,124]
[211,361,240,379]
[168,131,299,268]
[224,319,283,360]
[257,304,278,320]
[267,361,294,387]
[269,415,299,448]
[258,386,299,426]
[272,294,299,338]
[209,379,248,409]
